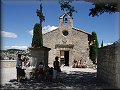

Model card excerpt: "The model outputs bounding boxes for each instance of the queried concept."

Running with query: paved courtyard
[0,67,108,90]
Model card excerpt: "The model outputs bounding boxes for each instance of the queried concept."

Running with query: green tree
[89,32,99,64]
[59,0,119,17]
[59,0,77,17]
[32,23,43,47]
[89,3,118,17]
[101,40,103,47]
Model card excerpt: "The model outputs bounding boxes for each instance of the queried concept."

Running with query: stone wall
[97,43,120,89]
[43,29,60,65]
[43,13,92,67]
[0,60,16,68]
[72,29,90,66]
[43,28,90,67]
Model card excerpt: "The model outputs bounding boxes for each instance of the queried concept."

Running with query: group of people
[16,54,61,82]
[36,56,61,81]
[72,57,87,68]
[16,54,30,82]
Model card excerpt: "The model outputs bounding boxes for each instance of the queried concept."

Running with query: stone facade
[97,43,120,89]
[29,47,51,69]
[43,13,92,67]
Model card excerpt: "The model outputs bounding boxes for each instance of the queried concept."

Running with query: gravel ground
[0,67,16,85]
[0,66,108,90]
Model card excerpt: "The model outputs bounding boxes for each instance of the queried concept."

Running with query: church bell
[64,17,68,23]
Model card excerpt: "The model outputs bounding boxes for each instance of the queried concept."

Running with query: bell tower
[59,13,73,28]
[58,13,73,45]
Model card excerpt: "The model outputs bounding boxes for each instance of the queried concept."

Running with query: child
[37,62,45,80]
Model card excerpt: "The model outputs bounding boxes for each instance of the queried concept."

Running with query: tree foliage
[59,0,77,17]
[101,40,103,47]
[32,23,43,47]
[89,3,118,17]
[59,0,119,17]
[89,32,98,64]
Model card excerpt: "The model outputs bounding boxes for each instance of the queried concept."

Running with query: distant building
[43,13,92,67]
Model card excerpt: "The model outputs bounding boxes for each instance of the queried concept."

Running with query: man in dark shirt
[53,56,60,80]
[16,54,22,82]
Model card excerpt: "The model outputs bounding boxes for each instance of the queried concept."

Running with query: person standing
[37,62,45,80]
[53,56,60,80]
[23,55,29,67]
[73,59,77,68]
[16,54,22,82]
[21,56,27,80]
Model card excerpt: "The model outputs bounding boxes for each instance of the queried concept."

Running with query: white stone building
[43,13,92,67]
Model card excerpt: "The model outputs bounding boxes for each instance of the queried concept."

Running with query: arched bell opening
[63,15,68,26]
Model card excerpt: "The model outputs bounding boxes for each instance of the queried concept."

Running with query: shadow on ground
[0,71,104,90]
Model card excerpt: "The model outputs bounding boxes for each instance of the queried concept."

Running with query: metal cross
[36,4,45,26]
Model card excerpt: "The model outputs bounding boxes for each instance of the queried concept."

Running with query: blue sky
[1,0,119,50]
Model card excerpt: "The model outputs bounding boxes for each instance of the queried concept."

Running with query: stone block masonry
[97,43,120,89]
[42,13,92,67]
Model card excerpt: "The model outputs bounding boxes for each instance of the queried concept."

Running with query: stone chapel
[43,13,92,67]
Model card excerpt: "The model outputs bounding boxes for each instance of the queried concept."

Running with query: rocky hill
[0,49,28,60]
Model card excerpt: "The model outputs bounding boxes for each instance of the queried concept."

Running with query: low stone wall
[97,43,120,89]
[0,60,16,68]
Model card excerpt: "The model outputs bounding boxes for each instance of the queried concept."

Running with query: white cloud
[1,31,17,38]
[42,25,58,34]
[99,42,113,47]
[3,46,28,50]
[103,43,113,46]
[28,25,58,35]
[28,30,33,36]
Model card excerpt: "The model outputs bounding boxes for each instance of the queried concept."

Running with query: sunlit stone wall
[97,43,120,89]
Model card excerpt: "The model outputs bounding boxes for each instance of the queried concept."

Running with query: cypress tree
[90,32,99,64]
[31,23,43,47]
[101,40,103,47]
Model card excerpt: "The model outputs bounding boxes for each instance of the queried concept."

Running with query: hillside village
[0,49,30,60]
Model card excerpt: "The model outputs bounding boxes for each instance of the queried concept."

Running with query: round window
[62,31,69,36]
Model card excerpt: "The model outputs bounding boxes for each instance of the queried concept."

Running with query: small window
[62,31,68,36]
